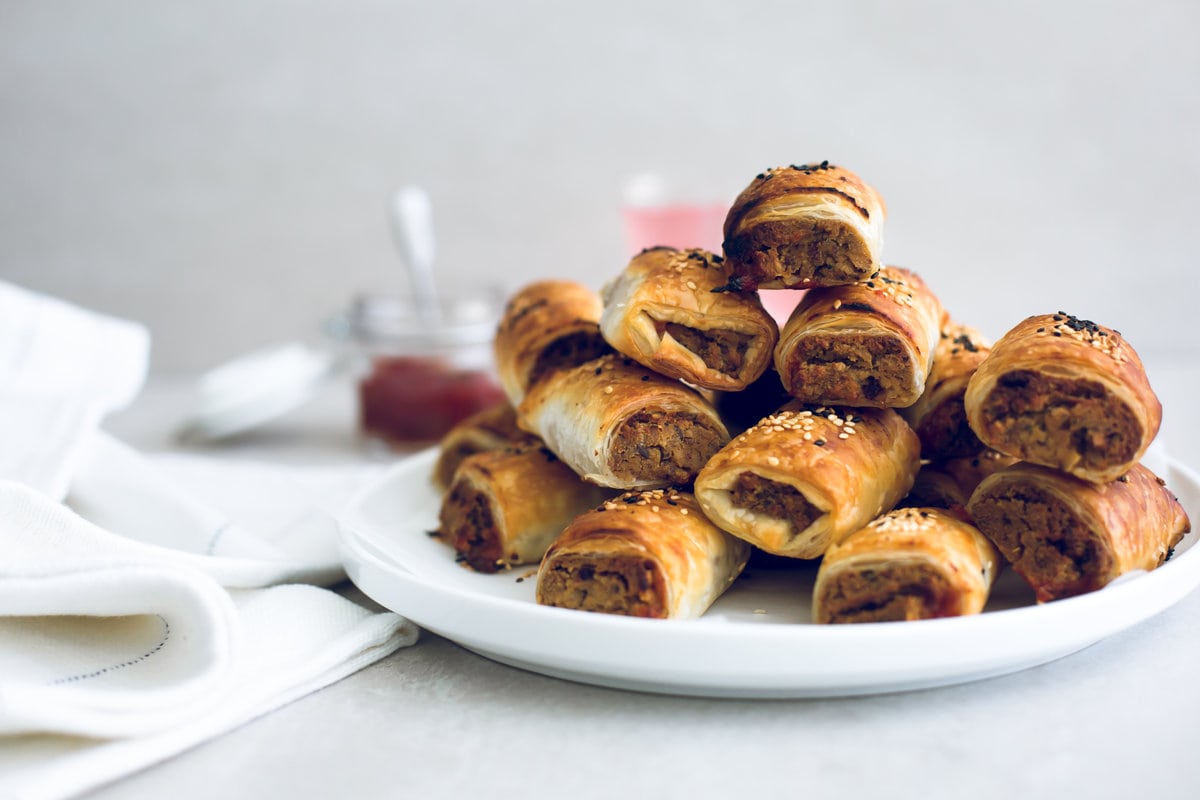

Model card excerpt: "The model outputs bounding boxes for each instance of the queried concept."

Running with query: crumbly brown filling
[784,334,911,405]
[917,398,983,461]
[978,370,1141,474]
[664,322,753,376]
[728,472,821,536]
[724,218,873,289]
[527,329,610,388]
[537,553,666,617]
[817,564,954,623]
[610,411,725,484]
[969,482,1112,602]
[438,482,504,573]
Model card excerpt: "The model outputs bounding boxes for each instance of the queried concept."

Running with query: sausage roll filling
[820,564,957,623]
[970,480,1107,596]
[975,369,1141,476]
[726,472,824,540]
[784,333,910,404]
[661,321,753,377]
[440,481,505,572]
[538,553,665,617]
[609,410,728,486]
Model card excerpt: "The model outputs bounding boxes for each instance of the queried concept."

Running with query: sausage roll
[813,507,1001,623]
[438,445,610,573]
[536,489,750,618]
[518,353,730,489]
[963,312,1161,484]
[693,403,920,558]
[774,266,945,408]
[720,161,886,292]
[899,466,969,511]
[900,321,992,460]
[899,450,1019,510]
[600,247,778,391]
[966,461,1190,602]
[493,280,612,408]
[432,401,538,491]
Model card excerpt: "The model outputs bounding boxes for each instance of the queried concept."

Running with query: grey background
[2,0,1198,372]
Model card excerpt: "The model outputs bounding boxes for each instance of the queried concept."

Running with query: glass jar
[328,290,507,448]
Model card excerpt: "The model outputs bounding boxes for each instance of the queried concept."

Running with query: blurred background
[2,0,1198,373]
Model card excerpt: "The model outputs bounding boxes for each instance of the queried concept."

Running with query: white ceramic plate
[339,447,1200,698]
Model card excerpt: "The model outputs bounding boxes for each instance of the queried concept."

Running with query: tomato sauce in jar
[359,355,505,444]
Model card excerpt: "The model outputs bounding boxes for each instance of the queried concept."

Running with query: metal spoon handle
[388,186,440,320]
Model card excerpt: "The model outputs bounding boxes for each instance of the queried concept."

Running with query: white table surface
[88,359,1200,800]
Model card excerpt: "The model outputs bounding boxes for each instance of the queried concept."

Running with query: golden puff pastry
[693,403,920,559]
[964,312,1161,483]
[438,445,610,573]
[967,461,1190,602]
[720,161,886,291]
[536,488,750,618]
[900,321,991,461]
[813,507,1001,623]
[600,247,778,391]
[493,280,612,408]
[774,266,945,408]
[432,401,538,491]
[518,354,730,489]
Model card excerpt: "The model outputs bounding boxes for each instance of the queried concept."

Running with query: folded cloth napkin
[0,282,417,800]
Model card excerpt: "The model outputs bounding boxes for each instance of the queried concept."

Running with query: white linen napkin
[0,282,417,799]
[0,281,149,501]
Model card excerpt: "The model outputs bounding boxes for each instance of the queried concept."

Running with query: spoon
[388,186,440,321]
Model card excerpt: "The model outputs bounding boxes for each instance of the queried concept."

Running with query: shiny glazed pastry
[693,403,920,558]
[432,401,538,491]
[493,280,612,408]
[438,445,610,573]
[900,321,991,460]
[813,507,1000,623]
[963,312,1161,484]
[517,353,730,489]
[966,461,1190,602]
[720,161,885,291]
[536,489,750,618]
[774,266,944,408]
[600,247,778,391]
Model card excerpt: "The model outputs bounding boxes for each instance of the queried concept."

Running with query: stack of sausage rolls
[430,161,1191,623]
